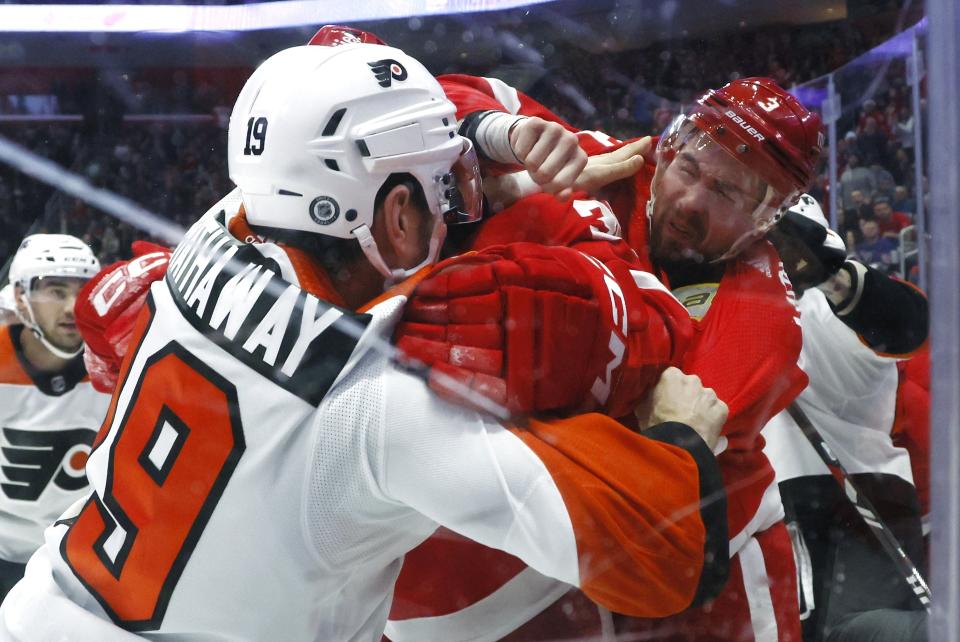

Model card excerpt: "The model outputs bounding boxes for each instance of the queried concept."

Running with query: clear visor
[437,138,483,226]
[657,115,795,226]
[22,276,88,303]
[656,115,798,260]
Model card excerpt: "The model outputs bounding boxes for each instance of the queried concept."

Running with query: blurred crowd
[0,122,231,268]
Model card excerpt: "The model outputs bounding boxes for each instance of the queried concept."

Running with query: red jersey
[893,345,930,519]
[439,71,806,539]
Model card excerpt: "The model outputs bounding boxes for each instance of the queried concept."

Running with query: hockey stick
[786,402,932,612]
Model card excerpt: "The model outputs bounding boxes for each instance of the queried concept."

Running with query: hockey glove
[75,242,172,392]
[768,194,847,293]
[395,243,691,417]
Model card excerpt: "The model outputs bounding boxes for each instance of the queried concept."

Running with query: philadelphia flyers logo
[368,59,408,88]
[1,427,96,501]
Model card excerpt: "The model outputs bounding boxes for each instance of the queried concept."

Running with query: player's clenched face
[18,277,86,353]
[650,139,766,264]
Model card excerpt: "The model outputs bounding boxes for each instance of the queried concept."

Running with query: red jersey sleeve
[439,73,579,128]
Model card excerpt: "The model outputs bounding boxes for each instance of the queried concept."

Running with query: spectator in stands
[872,161,896,201]
[873,197,912,239]
[843,130,861,159]
[893,185,916,215]
[895,105,915,151]
[841,189,871,250]
[858,98,891,136]
[857,218,899,271]
[841,154,877,210]
[892,146,915,186]
[858,116,890,168]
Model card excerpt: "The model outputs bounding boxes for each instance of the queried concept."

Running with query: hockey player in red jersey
[893,346,930,535]
[0,37,731,641]
[386,76,822,642]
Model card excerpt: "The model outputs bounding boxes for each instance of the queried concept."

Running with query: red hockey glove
[76,242,172,393]
[395,243,691,417]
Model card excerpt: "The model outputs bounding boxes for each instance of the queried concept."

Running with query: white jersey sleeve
[378,365,579,586]
[763,289,913,482]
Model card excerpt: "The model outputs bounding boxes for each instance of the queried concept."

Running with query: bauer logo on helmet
[724,110,765,142]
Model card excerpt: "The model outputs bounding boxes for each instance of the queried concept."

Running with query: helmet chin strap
[15,290,83,360]
[352,215,448,288]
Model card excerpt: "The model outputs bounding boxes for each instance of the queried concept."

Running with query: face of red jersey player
[647,78,823,267]
[649,132,767,264]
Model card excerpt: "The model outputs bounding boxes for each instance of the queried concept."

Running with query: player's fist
[509,117,587,199]
[75,244,172,392]
[635,367,727,450]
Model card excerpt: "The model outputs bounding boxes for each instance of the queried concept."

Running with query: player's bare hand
[634,367,727,450]
[509,117,587,200]
[573,137,653,194]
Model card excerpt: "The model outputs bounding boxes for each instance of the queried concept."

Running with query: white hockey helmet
[8,234,100,359]
[9,234,101,287]
[228,42,481,281]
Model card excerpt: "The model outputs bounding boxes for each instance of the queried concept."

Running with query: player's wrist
[472,111,526,165]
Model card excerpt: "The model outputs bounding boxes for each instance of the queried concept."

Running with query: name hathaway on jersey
[164,215,371,406]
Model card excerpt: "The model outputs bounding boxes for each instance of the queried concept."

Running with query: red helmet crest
[308,25,388,47]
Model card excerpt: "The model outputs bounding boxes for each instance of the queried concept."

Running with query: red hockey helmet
[653,78,823,260]
[308,25,388,47]
[692,78,822,197]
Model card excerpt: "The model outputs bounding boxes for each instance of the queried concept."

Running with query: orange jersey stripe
[91,298,156,450]
[0,325,33,386]
[509,414,716,617]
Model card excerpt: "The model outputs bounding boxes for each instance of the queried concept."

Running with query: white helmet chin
[8,234,100,359]
[228,43,482,282]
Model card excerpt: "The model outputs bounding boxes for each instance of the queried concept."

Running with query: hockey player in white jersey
[763,194,928,641]
[0,40,730,641]
[0,235,107,600]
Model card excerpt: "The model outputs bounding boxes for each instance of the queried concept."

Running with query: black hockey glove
[768,194,847,294]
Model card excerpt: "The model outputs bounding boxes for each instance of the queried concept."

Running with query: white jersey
[0,325,110,563]
[762,288,913,484]
[0,210,700,641]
